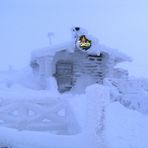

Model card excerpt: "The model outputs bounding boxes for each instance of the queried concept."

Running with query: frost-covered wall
[53,49,108,92]
[31,55,53,77]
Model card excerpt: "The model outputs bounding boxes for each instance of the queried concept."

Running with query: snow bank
[0,126,89,148]
[105,102,148,148]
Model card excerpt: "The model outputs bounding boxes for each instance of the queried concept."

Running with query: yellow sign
[77,35,92,50]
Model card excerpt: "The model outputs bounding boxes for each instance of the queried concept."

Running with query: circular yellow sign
[77,35,92,50]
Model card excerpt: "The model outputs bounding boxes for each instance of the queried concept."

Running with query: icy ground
[0,71,148,148]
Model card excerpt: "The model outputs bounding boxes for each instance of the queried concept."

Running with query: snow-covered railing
[104,78,148,114]
[0,84,110,148]
[104,78,148,94]
[0,97,79,134]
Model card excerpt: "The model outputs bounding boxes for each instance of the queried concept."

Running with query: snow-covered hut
[30,27,131,93]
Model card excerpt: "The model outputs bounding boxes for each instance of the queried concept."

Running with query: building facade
[30,27,131,93]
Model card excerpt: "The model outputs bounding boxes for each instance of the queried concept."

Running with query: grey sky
[0,0,148,77]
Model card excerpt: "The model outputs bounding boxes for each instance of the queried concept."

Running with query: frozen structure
[1,28,148,148]
[31,27,131,93]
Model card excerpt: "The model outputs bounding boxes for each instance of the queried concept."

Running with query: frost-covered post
[44,56,53,77]
[38,58,46,89]
[85,84,110,148]
[47,32,54,46]
[6,65,13,88]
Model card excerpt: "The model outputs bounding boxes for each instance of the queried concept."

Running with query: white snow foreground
[0,84,109,148]
[0,78,148,148]
[105,102,148,148]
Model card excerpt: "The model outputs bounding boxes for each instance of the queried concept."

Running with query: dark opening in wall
[54,61,73,93]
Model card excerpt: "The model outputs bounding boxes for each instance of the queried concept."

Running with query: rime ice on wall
[104,78,148,114]
[53,49,107,92]
[31,27,131,93]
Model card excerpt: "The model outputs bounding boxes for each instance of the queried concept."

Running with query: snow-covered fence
[0,97,79,134]
[0,84,111,148]
[104,78,148,94]
[104,78,148,114]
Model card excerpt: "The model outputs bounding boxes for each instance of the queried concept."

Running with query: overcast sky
[0,0,148,78]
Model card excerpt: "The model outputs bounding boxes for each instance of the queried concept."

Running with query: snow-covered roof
[31,42,74,60]
[31,41,132,63]
[31,27,132,63]
[98,44,132,63]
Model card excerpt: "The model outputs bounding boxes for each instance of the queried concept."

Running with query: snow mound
[105,102,148,148]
